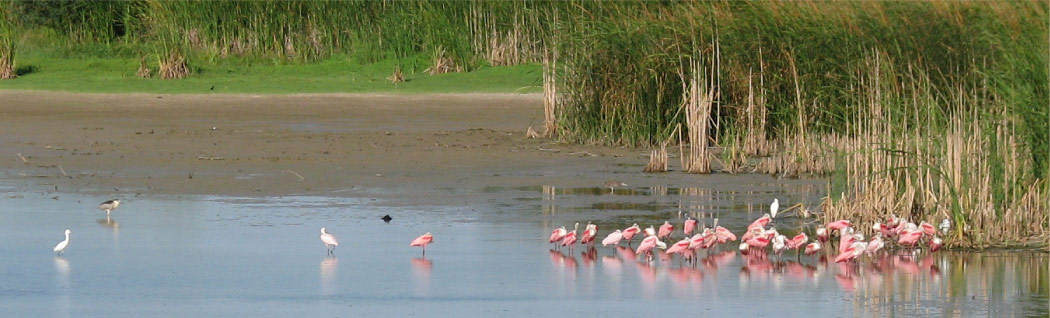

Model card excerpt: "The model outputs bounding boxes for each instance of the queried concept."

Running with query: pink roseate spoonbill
[738,242,751,256]
[865,234,884,255]
[816,227,829,243]
[644,225,657,237]
[874,222,896,238]
[833,242,866,263]
[636,235,659,262]
[410,232,434,256]
[683,218,698,236]
[741,227,764,242]
[657,221,674,239]
[804,241,822,256]
[919,221,937,237]
[602,230,624,247]
[549,226,567,248]
[838,230,857,254]
[715,226,737,243]
[893,220,911,236]
[748,214,772,230]
[938,218,951,234]
[786,233,808,250]
[53,229,71,255]
[770,198,780,218]
[765,227,779,240]
[928,236,943,252]
[561,223,580,252]
[826,220,852,232]
[580,223,597,245]
[666,238,691,258]
[688,232,706,250]
[622,224,641,245]
[771,235,787,259]
[897,227,923,248]
[887,215,900,228]
[700,229,719,249]
[320,227,339,255]
[745,236,770,249]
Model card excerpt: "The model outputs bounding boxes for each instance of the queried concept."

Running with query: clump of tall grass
[681,59,713,174]
[157,47,188,79]
[817,57,1048,248]
[0,4,15,79]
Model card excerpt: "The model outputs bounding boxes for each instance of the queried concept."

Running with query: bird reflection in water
[411,257,433,296]
[53,256,71,318]
[320,256,338,296]
[97,216,119,231]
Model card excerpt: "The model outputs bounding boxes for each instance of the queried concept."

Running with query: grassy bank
[0,54,541,94]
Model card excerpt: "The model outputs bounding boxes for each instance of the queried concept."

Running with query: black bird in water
[381,214,393,223]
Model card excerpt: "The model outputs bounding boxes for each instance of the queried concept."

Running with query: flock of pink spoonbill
[548,199,951,264]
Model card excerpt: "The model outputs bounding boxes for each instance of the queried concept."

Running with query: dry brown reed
[525,126,541,139]
[815,62,1048,248]
[741,66,773,157]
[387,66,404,83]
[644,144,668,173]
[542,52,558,137]
[428,48,460,75]
[0,44,15,79]
[681,59,713,174]
[158,49,189,79]
[136,56,152,78]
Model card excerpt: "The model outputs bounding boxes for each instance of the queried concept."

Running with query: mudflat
[0,91,672,203]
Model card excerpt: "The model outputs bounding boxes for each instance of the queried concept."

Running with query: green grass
[0,55,542,94]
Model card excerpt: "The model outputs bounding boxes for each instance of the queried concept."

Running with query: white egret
[53,229,71,255]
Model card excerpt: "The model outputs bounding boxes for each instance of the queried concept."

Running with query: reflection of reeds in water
[650,185,668,196]
[541,185,557,220]
[851,252,1047,317]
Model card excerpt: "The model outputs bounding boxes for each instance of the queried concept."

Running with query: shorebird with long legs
[53,229,71,255]
[410,232,434,257]
[98,199,121,216]
[319,227,339,255]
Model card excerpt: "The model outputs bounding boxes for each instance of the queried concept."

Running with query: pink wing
[601,231,623,246]
[410,233,433,247]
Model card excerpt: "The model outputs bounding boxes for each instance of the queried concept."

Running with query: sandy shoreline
[0,91,639,202]
[0,90,823,208]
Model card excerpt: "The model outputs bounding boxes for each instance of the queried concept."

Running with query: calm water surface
[0,180,1045,317]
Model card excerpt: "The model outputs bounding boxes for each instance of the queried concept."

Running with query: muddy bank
[0,91,820,206]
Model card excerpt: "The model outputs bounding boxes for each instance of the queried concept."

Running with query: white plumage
[770,198,780,218]
[53,229,71,255]
[320,227,339,255]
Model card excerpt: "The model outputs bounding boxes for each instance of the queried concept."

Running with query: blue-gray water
[0,182,1046,317]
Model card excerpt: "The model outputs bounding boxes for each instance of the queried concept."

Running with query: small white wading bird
[53,229,71,255]
[770,198,780,219]
[320,227,339,255]
[98,199,121,216]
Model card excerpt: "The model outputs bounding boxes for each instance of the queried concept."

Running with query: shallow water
[0,180,1046,317]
